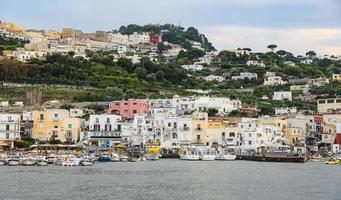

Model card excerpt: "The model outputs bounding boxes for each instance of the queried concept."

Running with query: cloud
[202,26,341,56]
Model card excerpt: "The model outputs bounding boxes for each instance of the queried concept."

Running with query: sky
[1,0,341,55]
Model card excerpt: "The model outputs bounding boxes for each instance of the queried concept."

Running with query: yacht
[7,158,21,166]
[180,151,200,161]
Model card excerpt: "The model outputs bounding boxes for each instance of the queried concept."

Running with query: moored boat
[7,159,21,166]
[110,153,120,162]
[22,159,36,166]
[80,159,94,166]
[36,161,48,166]
[120,155,128,162]
[0,159,6,166]
[215,154,237,161]
[324,158,340,165]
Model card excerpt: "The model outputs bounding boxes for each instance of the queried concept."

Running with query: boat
[22,159,36,166]
[7,159,21,166]
[110,153,121,162]
[97,155,110,162]
[0,159,6,166]
[200,149,216,161]
[215,154,237,161]
[62,157,80,167]
[120,155,128,162]
[324,158,340,165]
[145,147,160,161]
[80,159,94,166]
[47,155,57,164]
[128,157,138,162]
[36,161,48,166]
[179,151,200,161]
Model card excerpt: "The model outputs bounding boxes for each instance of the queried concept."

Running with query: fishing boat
[324,158,340,165]
[7,158,21,166]
[145,146,160,161]
[200,149,216,161]
[47,155,57,164]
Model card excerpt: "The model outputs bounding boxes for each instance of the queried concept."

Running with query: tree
[135,67,147,79]
[276,50,287,56]
[155,70,165,80]
[267,44,278,52]
[117,58,134,72]
[207,108,218,117]
[306,51,316,58]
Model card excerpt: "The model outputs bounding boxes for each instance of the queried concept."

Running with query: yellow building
[207,118,224,146]
[206,117,241,146]
[332,73,341,81]
[192,112,208,145]
[32,109,84,143]
[285,127,305,145]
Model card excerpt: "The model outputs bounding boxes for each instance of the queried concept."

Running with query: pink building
[108,100,149,119]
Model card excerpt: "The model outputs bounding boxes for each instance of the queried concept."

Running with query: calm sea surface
[0,160,340,200]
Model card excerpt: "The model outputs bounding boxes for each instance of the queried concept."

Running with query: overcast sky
[1,0,341,55]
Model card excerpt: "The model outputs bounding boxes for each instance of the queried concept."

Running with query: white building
[194,54,214,65]
[264,76,287,86]
[195,97,241,114]
[264,72,276,77]
[246,60,266,67]
[70,109,84,118]
[275,107,297,116]
[273,91,292,101]
[81,114,122,148]
[110,33,129,45]
[0,114,21,146]
[203,75,225,82]
[129,32,150,45]
[307,77,329,87]
[300,59,313,65]
[231,72,258,80]
[181,64,204,72]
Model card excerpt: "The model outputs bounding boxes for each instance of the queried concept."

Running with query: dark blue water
[0,160,340,200]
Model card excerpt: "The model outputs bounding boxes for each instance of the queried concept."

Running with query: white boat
[62,158,80,167]
[180,152,200,161]
[110,153,121,162]
[80,159,94,166]
[200,149,216,161]
[36,161,48,166]
[120,155,128,162]
[47,155,57,164]
[7,159,21,166]
[215,154,237,161]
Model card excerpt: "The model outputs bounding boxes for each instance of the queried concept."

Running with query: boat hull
[145,153,160,161]
[201,155,216,161]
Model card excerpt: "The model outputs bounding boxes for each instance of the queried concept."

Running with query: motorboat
[80,159,94,166]
[22,158,36,166]
[200,149,216,161]
[7,158,21,166]
[97,155,110,162]
[324,158,340,165]
[145,146,160,161]
[120,155,128,162]
[110,153,121,162]
[62,157,80,167]
[0,159,6,166]
[128,157,138,162]
[180,151,200,161]
[47,155,57,164]
[215,154,237,161]
[36,160,48,166]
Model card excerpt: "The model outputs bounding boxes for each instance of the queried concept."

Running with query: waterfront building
[81,114,122,148]
[108,99,149,119]
[31,109,84,143]
[192,112,209,145]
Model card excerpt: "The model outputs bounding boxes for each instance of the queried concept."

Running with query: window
[168,122,171,127]
[40,114,44,121]
[106,118,110,124]
[68,124,72,129]
[54,113,59,120]
[229,132,235,137]
[94,124,100,131]
[248,141,252,145]
[133,110,137,114]
[197,135,201,141]
[172,132,177,139]
[6,133,9,139]
[6,124,10,131]
[95,118,99,123]
[327,100,335,104]
[319,100,325,104]
[337,99,341,103]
